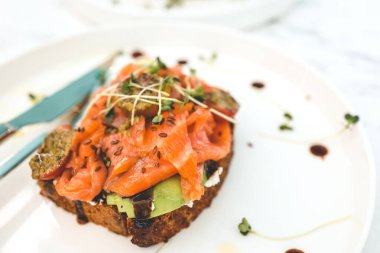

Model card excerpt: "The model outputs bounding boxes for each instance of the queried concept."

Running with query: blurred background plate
[62,0,299,28]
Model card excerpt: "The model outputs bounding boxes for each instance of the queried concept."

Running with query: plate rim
[0,21,376,252]
[61,0,300,28]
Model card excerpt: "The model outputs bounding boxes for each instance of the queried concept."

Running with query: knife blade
[0,52,118,143]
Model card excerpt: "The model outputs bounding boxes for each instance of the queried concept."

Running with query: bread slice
[37,151,233,247]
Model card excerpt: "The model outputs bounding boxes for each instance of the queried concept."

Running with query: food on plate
[29,57,239,247]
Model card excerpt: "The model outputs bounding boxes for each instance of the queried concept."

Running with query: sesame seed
[152,145,157,155]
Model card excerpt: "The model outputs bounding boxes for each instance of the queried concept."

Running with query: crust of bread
[37,151,232,247]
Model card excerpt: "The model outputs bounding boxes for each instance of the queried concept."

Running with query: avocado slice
[106,175,185,219]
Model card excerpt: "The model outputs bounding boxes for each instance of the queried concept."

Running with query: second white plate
[63,0,299,28]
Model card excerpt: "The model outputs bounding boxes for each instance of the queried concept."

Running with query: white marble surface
[0,0,379,251]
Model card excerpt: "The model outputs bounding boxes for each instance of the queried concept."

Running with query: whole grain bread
[37,151,232,247]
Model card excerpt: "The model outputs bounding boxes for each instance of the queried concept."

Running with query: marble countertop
[0,0,379,251]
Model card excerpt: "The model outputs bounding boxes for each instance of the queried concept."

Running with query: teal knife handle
[0,133,46,178]
[0,123,17,143]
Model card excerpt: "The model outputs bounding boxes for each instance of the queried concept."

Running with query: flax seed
[152,145,157,155]
[114,147,123,156]
[111,139,120,145]
[159,132,168,138]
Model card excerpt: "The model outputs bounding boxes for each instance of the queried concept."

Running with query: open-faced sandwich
[29,57,239,247]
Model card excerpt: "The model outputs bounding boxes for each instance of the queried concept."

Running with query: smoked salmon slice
[48,60,237,202]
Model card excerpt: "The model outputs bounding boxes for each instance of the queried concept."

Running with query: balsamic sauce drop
[177,59,188,65]
[310,144,329,158]
[285,249,304,253]
[131,50,144,58]
[74,201,89,224]
[130,188,154,219]
[204,160,219,179]
[251,81,265,89]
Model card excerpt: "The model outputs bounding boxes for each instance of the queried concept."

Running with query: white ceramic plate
[0,23,375,253]
[62,0,299,29]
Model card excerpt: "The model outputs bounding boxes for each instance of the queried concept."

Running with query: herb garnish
[166,0,183,8]
[238,216,350,240]
[279,124,293,131]
[152,114,163,125]
[284,112,293,121]
[201,170,208,186]
[28,92,45,104]
[344,113,360,128]
[121,73,135,93]
[238,218,252,236]
[187,86,205,102]
[148,57,168,74]
[89,59,236,126]
[279,112,294,131]
[189,68,197,76]
[199,51,218,64]
[161,100,174,111]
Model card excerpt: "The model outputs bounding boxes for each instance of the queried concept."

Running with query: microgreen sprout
[152,114,163,125]
[344,113,360,128]
[121,73,135,93]
[161,100,174,111]
[238,216,350,241]
[173,77,181,83]
[81,59,236,127]
[238,218,252,236]
[148,57,167,74]
[189,68,197,76]
[187,86,205,102]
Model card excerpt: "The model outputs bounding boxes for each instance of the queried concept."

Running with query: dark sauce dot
[285,249,304,253]
[74,201,88,224]
[131,50,144,58]
[251,81,265,89]
[132,218,154,229]
[310,144,328,158]
[177,59,188,65]
[247,142,253,148]
[204,160,219,179]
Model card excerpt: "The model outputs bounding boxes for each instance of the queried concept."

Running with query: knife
[0,96,90,178]
[0,53,117,143]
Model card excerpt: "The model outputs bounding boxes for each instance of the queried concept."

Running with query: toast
[37,151,232,247]
[29,58,239,247]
